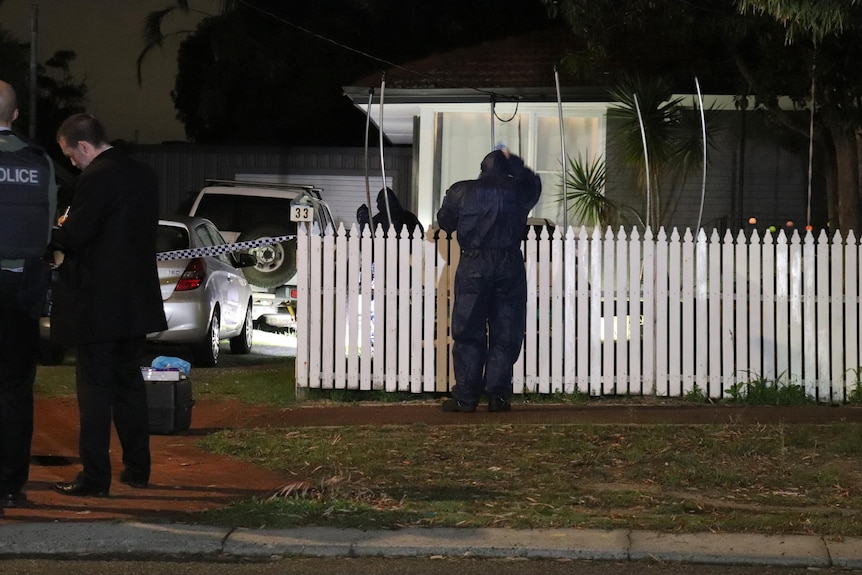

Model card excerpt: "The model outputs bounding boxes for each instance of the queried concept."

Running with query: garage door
[236,173,393,228]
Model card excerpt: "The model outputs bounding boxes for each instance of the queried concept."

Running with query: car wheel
[238,225,297,289]
[229,298,254,355]
[192,306,220,367]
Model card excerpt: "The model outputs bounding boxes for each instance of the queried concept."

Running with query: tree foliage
[604,76,721,229]
[733,0,862,232]
[0,23,87,157]
[137,0,241,85]
[543,0,862,232]
[563,153,642,229]
[140,0,554,145]
[737,0,860,42]
[0,28,28,90]
[542,0,742,92]
[35,51,87,145]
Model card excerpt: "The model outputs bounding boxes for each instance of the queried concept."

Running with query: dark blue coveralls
[436,150,541,407]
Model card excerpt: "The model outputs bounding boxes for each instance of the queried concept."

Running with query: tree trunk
[832,126,860,233]
[822,133,838,228]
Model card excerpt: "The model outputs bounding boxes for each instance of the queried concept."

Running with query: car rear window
[194,194,298,233]
[157,226,189,252]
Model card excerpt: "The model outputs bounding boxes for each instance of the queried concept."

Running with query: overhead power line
[235,0,519,101]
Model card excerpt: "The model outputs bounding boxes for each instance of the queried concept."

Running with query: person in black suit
[436,147,541,413]
[51,113,167,497]
[357,187,424,237]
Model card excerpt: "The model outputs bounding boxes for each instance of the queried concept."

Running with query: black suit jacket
[51,147,167,345]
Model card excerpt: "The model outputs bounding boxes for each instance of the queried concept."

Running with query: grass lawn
[192,420,862,535]
[36,350,862,535]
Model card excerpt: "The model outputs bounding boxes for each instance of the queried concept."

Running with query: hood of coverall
[376,187,403,214]
[479,149,509,178]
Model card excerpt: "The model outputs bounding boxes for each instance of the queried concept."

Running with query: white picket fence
[295,224,862,403]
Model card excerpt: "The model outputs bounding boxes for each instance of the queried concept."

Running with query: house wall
[606,109,820,234]
[131,107,821,237]
[412,103,819,234]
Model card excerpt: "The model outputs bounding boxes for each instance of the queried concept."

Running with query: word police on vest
[0,166,41,184]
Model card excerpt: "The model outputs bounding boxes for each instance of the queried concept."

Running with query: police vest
[0,140,51,259]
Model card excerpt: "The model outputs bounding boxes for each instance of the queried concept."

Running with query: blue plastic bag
[151,355,191,375]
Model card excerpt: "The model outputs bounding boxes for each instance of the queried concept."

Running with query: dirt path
[225,401,862,426]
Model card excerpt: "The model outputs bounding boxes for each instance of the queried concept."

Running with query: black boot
[441,398,477,413]
[488,397,511,412]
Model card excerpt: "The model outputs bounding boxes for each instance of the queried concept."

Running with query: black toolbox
[141,368,194,434]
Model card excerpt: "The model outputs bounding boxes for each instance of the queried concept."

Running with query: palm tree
[561,153,641,229]
[136,1,239,85]
[608,76,720,230]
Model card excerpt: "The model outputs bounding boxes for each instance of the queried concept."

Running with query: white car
[187,180,336,331]
[147,217,257,367]
[39,217,257,367]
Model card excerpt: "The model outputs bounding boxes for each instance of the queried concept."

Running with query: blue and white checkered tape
[156,235,296,261]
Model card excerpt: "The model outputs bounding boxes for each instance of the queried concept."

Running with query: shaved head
[0,80,18,127]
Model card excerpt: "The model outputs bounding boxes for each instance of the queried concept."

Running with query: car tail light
[175,258,206,291]
[290,288,298,299]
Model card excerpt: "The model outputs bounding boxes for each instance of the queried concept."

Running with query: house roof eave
[343,86,616,145]
[343,86,614,106]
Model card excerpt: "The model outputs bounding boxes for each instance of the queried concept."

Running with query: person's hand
[57,206,70,227]
[51,250,65,269]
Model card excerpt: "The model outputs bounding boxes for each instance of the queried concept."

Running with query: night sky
[0,0,195,143]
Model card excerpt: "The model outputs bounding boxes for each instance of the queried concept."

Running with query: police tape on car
[155,235,295,261]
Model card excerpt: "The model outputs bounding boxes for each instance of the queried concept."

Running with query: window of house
[437,111,530,197]
[435,109,603,229]
[534,115,602,228]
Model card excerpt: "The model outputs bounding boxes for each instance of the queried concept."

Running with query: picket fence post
[296,225,860,404]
